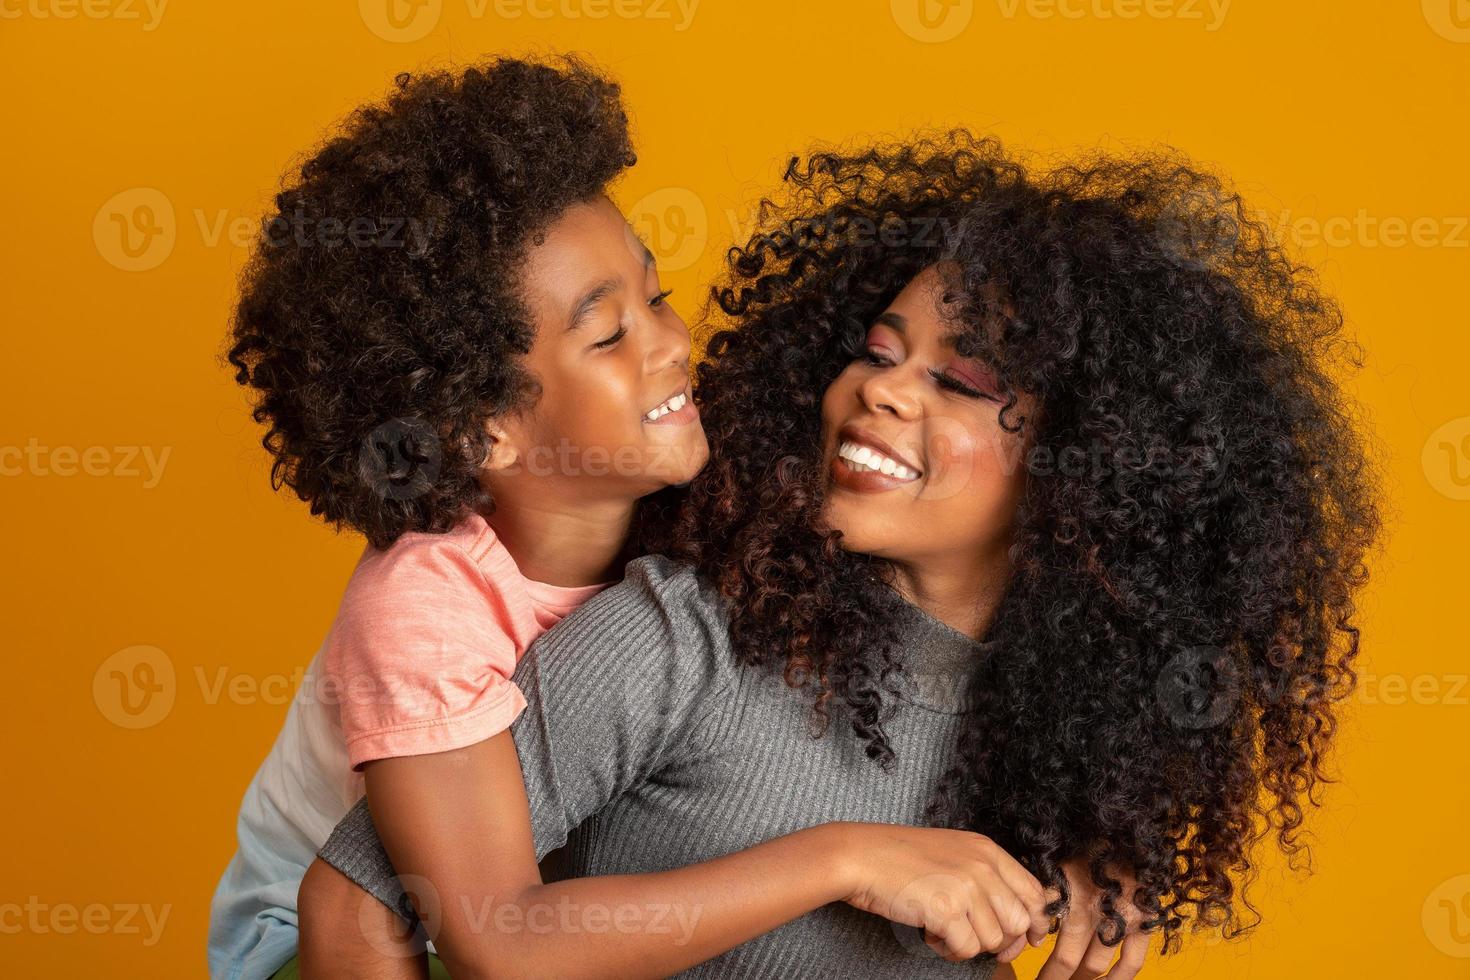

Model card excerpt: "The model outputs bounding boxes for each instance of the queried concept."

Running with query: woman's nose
[858,369,921,419]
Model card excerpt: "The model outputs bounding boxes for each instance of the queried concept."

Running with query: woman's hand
[833,823,1053,964]
[1034,859,1152,979]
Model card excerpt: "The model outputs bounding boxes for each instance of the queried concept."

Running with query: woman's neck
[483,494,636,589]
[886,549,1012,642]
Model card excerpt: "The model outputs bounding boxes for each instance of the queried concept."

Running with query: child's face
[489,195,709,501]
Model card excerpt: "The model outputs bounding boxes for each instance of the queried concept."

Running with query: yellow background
[3,0,1467,976]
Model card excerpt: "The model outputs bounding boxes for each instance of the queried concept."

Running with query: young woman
[299,133,1382,979]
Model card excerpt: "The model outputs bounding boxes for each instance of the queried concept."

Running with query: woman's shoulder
[526,553,737,688]
[591,553,731,631]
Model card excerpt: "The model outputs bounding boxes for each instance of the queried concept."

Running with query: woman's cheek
[916,414,984,503]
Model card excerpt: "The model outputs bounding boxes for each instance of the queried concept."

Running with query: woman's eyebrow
[874,311,907,333]
[567,277,622,332]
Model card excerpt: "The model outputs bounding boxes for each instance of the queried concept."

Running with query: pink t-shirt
[322,511,611,770]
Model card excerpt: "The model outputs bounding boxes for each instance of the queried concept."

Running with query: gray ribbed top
[320,554,997,979]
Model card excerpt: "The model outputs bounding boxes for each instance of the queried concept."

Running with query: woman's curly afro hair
[661,132,1385,955]
[228,55,636,549]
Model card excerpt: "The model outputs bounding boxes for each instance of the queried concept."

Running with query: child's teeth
[646,391,689,421]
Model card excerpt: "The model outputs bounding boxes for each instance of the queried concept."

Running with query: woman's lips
[828,454,919,494]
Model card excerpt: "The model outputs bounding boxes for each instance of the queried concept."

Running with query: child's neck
[484,495,636,589]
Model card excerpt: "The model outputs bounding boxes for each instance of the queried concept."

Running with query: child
[208,55,708,980]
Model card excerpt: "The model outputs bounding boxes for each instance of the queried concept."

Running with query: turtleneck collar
[887,596,995,714]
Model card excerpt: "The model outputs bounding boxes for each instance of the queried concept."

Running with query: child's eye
[593,326,627,350]
[649,288,674,309]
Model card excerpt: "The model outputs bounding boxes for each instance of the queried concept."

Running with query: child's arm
[304,769,1045,980]
[359,733,1049,979]
[303,558,1053,979]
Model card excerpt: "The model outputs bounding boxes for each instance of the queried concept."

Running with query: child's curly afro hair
[227,55,636,549]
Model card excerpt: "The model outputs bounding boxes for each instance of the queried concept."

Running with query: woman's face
[489,195,709,500]
[819,265,1034,572]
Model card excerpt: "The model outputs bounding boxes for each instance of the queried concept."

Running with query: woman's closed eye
[930,369,993,400]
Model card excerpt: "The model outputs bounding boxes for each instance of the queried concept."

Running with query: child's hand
[831,823,1052,964]
[1034,858,1153,979]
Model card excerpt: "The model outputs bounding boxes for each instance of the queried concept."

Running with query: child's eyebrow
[567,277,622,332]
[628,230,656,268]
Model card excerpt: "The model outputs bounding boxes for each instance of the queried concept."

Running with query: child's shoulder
[342,511,515,610]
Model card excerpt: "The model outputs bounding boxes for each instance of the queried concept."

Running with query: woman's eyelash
[593,326,627,349]
[650,288,673,308]
[931,369,990,399]
[860,348,993,400]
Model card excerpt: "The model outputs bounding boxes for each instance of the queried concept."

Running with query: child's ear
[481,419,521,471]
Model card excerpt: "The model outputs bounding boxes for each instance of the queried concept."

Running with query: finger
[996,932,1030,964]
[965,890,1013,954]
[1103,928,1151,979]
[1034,913,1095,980]
[927,913,983,963]
[993,860,1052,943]
[1070,932,1118,980]
[983,882,1034,948]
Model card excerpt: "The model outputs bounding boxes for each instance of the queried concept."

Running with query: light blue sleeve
[208,654,356,980]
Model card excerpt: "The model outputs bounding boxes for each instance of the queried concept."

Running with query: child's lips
[643,383,697,426]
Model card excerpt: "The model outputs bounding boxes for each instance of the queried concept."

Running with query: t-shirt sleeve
[317,555,735,918]
[323,537,527,770]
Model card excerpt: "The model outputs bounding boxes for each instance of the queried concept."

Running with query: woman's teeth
[644,391,688,421]
[837,440,919,480]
